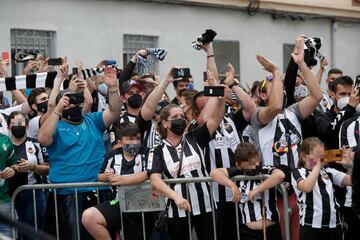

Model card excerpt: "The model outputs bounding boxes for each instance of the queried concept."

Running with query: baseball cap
[121,80,144,94]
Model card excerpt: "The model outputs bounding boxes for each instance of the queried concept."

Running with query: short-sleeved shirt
[47,112,106,194]
[227,165,280,224]
[251,103,302,169]
[291,167,346,228]
[147,124,213,218]
[0,134,17,203]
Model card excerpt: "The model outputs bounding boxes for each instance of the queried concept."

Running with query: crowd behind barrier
[0,30,359,240]
[9,176,291,240]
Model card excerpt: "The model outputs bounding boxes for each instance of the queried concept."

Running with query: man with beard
[38,66,121,240]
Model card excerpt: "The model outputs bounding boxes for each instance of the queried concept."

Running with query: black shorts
[95,199,121,230]
[94,199,158,240]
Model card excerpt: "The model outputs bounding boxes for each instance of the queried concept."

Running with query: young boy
[210,142,286,240]
[82,122,154,240]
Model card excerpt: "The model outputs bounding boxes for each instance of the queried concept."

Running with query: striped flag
[0,71,57,91]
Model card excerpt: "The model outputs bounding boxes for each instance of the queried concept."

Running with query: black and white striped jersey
[339,114,360,149]
[251,104,302,169]
[147,124,213,218]
[291,167,347,228]
[227,165,280,224]
[204,117,241,202]
[136,114,161,150]
[100,149,145,176]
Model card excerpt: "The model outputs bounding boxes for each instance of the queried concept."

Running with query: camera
[197,29,217,45]
[66,93,84,104]
[203,86,225,97]
[48,58,63,66]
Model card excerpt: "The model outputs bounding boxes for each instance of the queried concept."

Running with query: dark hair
[156,104,180,139]
[172,78,190,88]
[331,76,354,93]
[7,111,29,126]
[297,137,324,167]
[114,122,140,142]
[251,81,261,96]
[191,91,205,118]
[234,142,259,164]
[181,89,199,106]
[328,68,343,77]
[27,88,46,107]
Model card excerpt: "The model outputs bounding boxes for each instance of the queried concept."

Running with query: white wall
[0,0,359,98]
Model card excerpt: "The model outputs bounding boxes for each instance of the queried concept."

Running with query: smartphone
[323,149,343,163]
[172,68,191,79]
[106,60,117,65]
[72,67,78,75]
[66,93,85,104]
[48,58,63,66]
[2,51,9,61]
[203,86,225,97]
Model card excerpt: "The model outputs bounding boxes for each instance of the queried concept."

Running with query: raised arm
[141,67,173,121]
[102,67,121,128]
[224,63,256,121]
[315,58,328,84]
[256,55,283,125]
[203,42,219,82]
[295,38,323,119]
[118,49,147,87]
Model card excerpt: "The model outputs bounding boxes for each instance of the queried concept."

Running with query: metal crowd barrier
[10,176,291,240]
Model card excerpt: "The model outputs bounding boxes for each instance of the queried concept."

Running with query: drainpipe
[330,19,337,68]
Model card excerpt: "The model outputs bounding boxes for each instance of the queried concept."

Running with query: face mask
[62,106,83,122]
[127,94,142,109]
[97,83,108,96]
[123,144,143,155]
[11,126,26,138]
[155,100,170,115]
[36,101,48,113]
[170,118,187,136]
[336,96,349,110]
[294,85,309,101]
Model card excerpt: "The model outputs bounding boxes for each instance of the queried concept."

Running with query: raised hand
[256,55,279,73]
[23,60,38,75]
[38,58,49,73]
[58,56,69,80]
[0,61,8,78]
[223,63,236,86]
[291,37,305,65]
[55,95,70,113]
[103,66,117,88]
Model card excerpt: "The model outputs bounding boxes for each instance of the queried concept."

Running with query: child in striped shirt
[291,137,353,240]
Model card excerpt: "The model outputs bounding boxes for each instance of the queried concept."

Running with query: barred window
[212,40,240,80]
[10,29,55,76]
[123,34,159,74]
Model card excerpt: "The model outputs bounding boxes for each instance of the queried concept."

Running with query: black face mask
[123,144,143,156]
[11,126,26,138]
[170,118,187,136]
[62,106,83,122]
[36,101,48,113]
[127,94,142,109]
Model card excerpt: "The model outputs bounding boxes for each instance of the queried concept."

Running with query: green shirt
[0,134,17,203]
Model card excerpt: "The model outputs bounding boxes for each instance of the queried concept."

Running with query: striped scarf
[0,71,57,91]
[136,48,167,74]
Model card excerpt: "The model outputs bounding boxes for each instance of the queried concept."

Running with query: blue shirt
[48,112,106,194]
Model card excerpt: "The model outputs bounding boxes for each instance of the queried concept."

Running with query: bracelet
[207,55,214,58]
[229,82,239,89]
[53,111,62,117]
[108,89,119,95]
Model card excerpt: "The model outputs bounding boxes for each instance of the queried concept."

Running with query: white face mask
[294,85,309,101]
[336,96,349,110]
[356,104,360,113]
[97,83,108,96]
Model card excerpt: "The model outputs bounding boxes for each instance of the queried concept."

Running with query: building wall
[0,0,359,97]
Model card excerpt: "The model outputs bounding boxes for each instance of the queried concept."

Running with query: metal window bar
[123,34,159,73]
[10,29,55,75]
[11,176,291,240]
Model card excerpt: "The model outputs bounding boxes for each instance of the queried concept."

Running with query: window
[283,44,295,72]
[10,29,55,76]
[212,40,240,80]
[123,34,159,74]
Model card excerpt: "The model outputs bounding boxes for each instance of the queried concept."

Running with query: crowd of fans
[0,32,360,240]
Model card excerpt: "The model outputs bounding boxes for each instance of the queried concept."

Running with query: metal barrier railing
[11,175,291,240]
